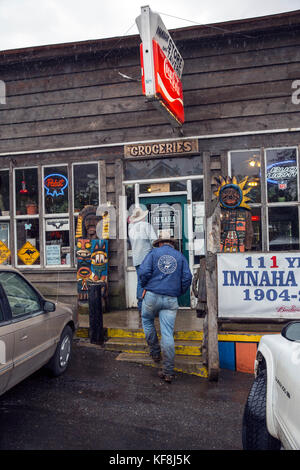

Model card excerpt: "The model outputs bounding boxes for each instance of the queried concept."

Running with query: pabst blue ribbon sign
[136,6,184,126]
[44,173,68,197]
[218,253,300,319]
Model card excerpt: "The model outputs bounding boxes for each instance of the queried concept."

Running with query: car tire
[242,369,281,450]
[47,325,73,377]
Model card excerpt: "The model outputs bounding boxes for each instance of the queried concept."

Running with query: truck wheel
[47,325,73,377]
[242,369,281,450]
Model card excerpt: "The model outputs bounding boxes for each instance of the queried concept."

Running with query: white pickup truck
[242,321,300,450]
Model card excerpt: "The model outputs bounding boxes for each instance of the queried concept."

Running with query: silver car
[0,267,78,396]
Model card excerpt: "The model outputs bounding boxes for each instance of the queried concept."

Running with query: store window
[125,185,135,267]
[266,148,298,203]
[139,181,186,193]
[125,156,203,180]
[251,207,262,252]
[0,170,9,216]
[15,168,38,216]
[0,222,10,265]
[268,206,299,251]
[16,219,40,266]
[230,147,299,251]
[44,166,69,214]
[192,179,205,263]
[230,150,261,203]
[43,166,70,266]
[0,170,11,265]
[73,163,99,213]
[45,218,70,266]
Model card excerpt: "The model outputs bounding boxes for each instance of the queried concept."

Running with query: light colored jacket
[128,220,157,266]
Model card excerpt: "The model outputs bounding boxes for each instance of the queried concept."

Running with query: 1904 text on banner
[218,252,300,319]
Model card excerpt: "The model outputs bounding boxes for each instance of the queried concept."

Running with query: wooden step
[105,337,202,356]
[107,327,203,341]
[116,352,208,378]
[76,326,204,341]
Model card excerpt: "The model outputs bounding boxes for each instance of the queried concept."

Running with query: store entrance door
[139,195,190,307]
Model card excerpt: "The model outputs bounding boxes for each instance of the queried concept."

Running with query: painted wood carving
[214,176,254,253]
[76,205,108,302]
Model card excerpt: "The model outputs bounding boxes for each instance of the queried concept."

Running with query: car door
[274,331,300,448]
[0,287,14,395]
[0,271,51,389]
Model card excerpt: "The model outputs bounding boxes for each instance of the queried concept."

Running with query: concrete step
[76,326,203,342]
[116,352,208,378]
[105,337,202,356]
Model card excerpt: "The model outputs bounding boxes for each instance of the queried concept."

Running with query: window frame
[72,161,100,215]
[3,160,101,270]
[229,146,300,252]
[42,164,71,268]
[14,166,40,268]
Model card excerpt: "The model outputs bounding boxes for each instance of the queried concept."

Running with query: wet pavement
[0,339,254,451]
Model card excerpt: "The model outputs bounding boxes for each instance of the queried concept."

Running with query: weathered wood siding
[0,14,300,152]
[1,12,300,311]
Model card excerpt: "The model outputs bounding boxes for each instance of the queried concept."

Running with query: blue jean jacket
[139,245,192,298]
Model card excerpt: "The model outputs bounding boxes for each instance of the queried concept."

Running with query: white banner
[218,252,300,319]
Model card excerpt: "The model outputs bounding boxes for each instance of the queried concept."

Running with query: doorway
[139,194,190,307]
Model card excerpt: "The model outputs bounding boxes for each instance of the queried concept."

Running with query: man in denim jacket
[139,231,192,383]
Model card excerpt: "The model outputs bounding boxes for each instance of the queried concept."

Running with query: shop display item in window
[16,169,38,216]
[214,176,254,253]
[25,200,38,215]
[0,240,11,265]
[17,241,40,265]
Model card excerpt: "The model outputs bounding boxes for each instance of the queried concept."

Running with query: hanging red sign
[136,6,184,127]
[140,40,184,124]
[153,40,184,124]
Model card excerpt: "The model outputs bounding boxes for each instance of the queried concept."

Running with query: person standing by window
[128,207,157,314]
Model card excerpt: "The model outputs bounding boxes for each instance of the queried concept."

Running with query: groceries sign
[218,253,300,320]
[136,6,184,126]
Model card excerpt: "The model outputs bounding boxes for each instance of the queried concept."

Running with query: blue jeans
[135,265,143,312]
[141,291,178,376]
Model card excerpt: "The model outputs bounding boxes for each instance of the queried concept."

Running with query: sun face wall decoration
[214,176,254,253]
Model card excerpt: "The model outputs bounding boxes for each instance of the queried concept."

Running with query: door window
[139,195,189,307]
[0,272,42,317]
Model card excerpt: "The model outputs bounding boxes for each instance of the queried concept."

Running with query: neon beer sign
[266,160,297,185]
[44,173,68,197]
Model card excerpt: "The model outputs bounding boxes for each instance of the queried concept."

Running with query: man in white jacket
[128,207,157,313]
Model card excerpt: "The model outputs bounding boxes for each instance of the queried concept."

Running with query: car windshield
[0,271,41,317]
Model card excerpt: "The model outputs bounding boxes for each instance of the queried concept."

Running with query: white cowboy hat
[129,206,149,223]
[152,230,178,248]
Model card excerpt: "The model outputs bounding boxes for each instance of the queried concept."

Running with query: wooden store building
[0,7,300,339]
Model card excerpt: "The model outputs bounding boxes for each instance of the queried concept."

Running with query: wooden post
[205,201,220,381]
[203,151,220,381]
[88,282,106,344]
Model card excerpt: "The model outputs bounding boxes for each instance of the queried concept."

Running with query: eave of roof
[0,8,300,65]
